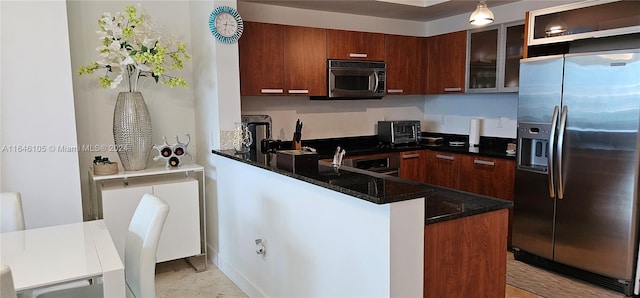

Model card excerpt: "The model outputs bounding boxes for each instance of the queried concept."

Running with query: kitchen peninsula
[211,148,511,297]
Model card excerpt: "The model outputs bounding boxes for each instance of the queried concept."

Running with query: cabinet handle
[288,89,309,94]
[387,89,404,94]
[349,53,368,58]
[436,154,454,161]
[474,159,495,166]
[402,153,420,159]
[443,87,462,92]
[260,89,284,94]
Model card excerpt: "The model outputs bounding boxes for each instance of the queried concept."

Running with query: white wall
[213,155,424,297]
[424,93,519,138]
[66,1,196,218]
[188,0,243,275]
[1,0,83,228]
[242,95,426,139]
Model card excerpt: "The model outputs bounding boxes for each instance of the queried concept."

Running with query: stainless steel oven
[343,153,399,176]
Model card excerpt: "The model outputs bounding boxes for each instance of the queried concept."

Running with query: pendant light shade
[469,1,494,26]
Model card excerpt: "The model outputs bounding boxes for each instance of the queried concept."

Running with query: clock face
[215,13,238,38]
[209,6,244,44]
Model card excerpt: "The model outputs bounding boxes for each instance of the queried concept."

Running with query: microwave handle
[372,71,379,93]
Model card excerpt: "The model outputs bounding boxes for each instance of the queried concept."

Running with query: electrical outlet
[497,117,508,129]
[440,115,446,125]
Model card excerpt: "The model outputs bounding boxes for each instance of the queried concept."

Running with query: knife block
[276,150,318,176]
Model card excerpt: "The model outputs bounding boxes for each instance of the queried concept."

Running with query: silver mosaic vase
[113,92,152,171]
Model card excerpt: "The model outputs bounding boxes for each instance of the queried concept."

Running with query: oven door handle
[377,169,398,176]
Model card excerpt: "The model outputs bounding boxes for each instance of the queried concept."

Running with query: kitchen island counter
[212,149,511,225]
[211,148,511,297]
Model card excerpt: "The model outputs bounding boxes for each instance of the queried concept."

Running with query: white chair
[0,192,25,233]
[37,193,170,298]
[1,265,17,298]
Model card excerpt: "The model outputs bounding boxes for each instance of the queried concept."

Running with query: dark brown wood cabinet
[459,155,515,245]
[327,29,385,61]
[425,151,460,189]
[458,155,515,199]
[239,22,284,96]
[398,150,427,183]
[425,31,466,94]
[239,22,327,96]
[384,34,421,95]
[419,37,429,94]
[424,209,508,297]
[283,25,327,96]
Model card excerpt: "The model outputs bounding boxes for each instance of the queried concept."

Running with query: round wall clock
[209,6,244,44]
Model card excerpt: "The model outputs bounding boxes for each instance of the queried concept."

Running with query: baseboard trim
[206,243,267,297]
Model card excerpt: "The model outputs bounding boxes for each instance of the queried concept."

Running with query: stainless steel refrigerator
[513,49,640,296]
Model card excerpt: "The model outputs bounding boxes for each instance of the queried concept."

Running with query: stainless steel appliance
[377,120,421,145]
[324,60,386,99]
[242,115,272,165]
[343,153,399,176]
[513,49,640,295]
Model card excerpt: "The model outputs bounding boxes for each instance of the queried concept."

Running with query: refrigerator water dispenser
[517,122,551,173]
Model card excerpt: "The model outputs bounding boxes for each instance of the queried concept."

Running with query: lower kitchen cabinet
[89,165,205,266]
[424,209,508,297]
[398,150,427,183]
[458,155,515,199]
[425,151,460,189]
[458,155,515,245]
[423,150,515,246]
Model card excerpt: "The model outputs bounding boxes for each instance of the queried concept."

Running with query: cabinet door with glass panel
[466,22,524,93]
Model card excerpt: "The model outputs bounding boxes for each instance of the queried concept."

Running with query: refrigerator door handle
[556,105,568,200]
[548,105,559,198]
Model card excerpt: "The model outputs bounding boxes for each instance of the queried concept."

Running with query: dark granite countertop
[272,134,516,160]
[212,149,512,225]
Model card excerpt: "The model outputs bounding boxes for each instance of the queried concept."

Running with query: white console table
[88,164,206,271]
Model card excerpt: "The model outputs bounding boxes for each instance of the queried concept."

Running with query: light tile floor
[155,253,629,298]
[155,259,247,298]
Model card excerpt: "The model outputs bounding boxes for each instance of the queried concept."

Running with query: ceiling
[238,0,521,22]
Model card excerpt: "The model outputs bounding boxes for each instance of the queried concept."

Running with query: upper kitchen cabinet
[527,0,640,47]
[239,22,284,96]
[327,29,385,61]
[467,22,524,93]
[283,25,327,96]
[425,31,466,94]
[239,22,327,96]
[385,34,421,95]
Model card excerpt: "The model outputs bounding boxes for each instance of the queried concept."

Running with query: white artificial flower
[110,73,123,89]
[137,63,151,72]
[122,56,134,66]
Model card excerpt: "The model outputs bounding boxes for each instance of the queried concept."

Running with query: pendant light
[469,0,494,26]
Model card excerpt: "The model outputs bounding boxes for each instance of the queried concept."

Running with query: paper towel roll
[469,118,481,147]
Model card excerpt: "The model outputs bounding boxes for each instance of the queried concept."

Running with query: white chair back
[0,192,25,233]
[1,265,17,298]
[125,193,169,298]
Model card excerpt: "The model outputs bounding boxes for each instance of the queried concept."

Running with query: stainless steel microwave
[324,60,386,99]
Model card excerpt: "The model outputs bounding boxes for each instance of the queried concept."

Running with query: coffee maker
[241,115,272,164]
